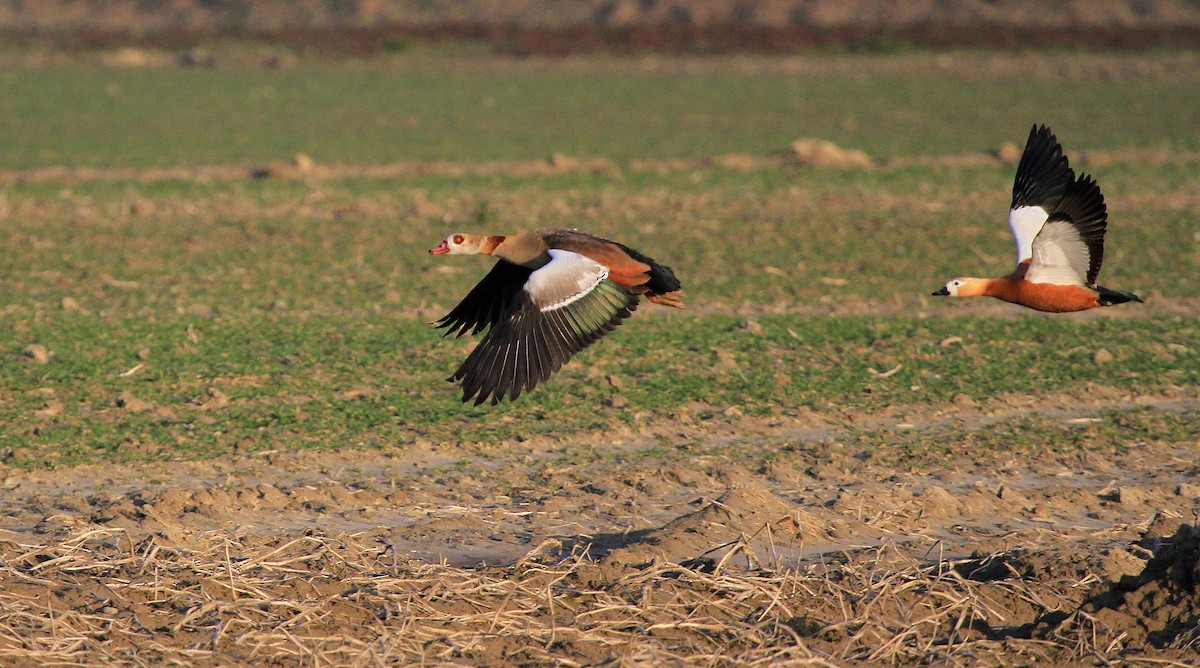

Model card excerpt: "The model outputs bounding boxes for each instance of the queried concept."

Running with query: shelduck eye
[953,280,961,286]
[452,234,465,245]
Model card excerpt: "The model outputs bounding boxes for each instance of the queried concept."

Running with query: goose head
[430,233,490,256]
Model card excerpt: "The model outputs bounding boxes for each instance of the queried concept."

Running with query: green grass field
[2,51,1199,470]
[2,52,1200,168]
[4,48,1200,668]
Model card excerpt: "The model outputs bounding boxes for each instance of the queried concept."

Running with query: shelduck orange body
[962,274,1117,313]
[429,227,683,405]
[932,124,1142,313]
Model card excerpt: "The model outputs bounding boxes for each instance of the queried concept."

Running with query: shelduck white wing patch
[1008,124,1074,265]
[1008,205,1050,265]
[524,249,609,311]
[1025,220,1090,286]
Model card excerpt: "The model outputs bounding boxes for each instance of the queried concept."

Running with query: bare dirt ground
[2,382,1198,664]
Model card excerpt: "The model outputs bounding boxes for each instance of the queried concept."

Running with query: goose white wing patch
[1025,220,1090,286]
[524,249,609,310]
[1008,205,1050,265]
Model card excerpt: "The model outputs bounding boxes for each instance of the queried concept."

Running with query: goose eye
[452,234,464,244]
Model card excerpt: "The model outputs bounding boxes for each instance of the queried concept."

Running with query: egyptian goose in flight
[429,227,684,405]
[932,124,1142,312]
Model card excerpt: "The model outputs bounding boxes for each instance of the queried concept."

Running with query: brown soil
[2,385,1198,664]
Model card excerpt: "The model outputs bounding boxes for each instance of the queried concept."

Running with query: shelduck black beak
[429,241,450,255]
[931,287,950,296]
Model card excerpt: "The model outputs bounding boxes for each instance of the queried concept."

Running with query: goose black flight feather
[429,228,684,404]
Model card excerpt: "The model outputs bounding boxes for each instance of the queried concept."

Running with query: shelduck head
[932,277,989,298]
[429,233,496,256]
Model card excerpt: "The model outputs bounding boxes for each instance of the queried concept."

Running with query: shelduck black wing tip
[1011,123,1074,212]
[1048,171,1108,285]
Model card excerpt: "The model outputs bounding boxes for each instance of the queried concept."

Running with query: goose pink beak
[429,241,450,255]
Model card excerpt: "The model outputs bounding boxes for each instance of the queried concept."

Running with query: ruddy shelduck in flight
[429,227,683,405]
[933,124,1142,312]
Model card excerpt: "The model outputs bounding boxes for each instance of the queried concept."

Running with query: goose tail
[1096,286,1143,306]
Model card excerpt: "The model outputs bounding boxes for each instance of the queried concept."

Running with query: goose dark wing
[434,260,533,338]
[1009,124,1075,265]
[450,250,637,405]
